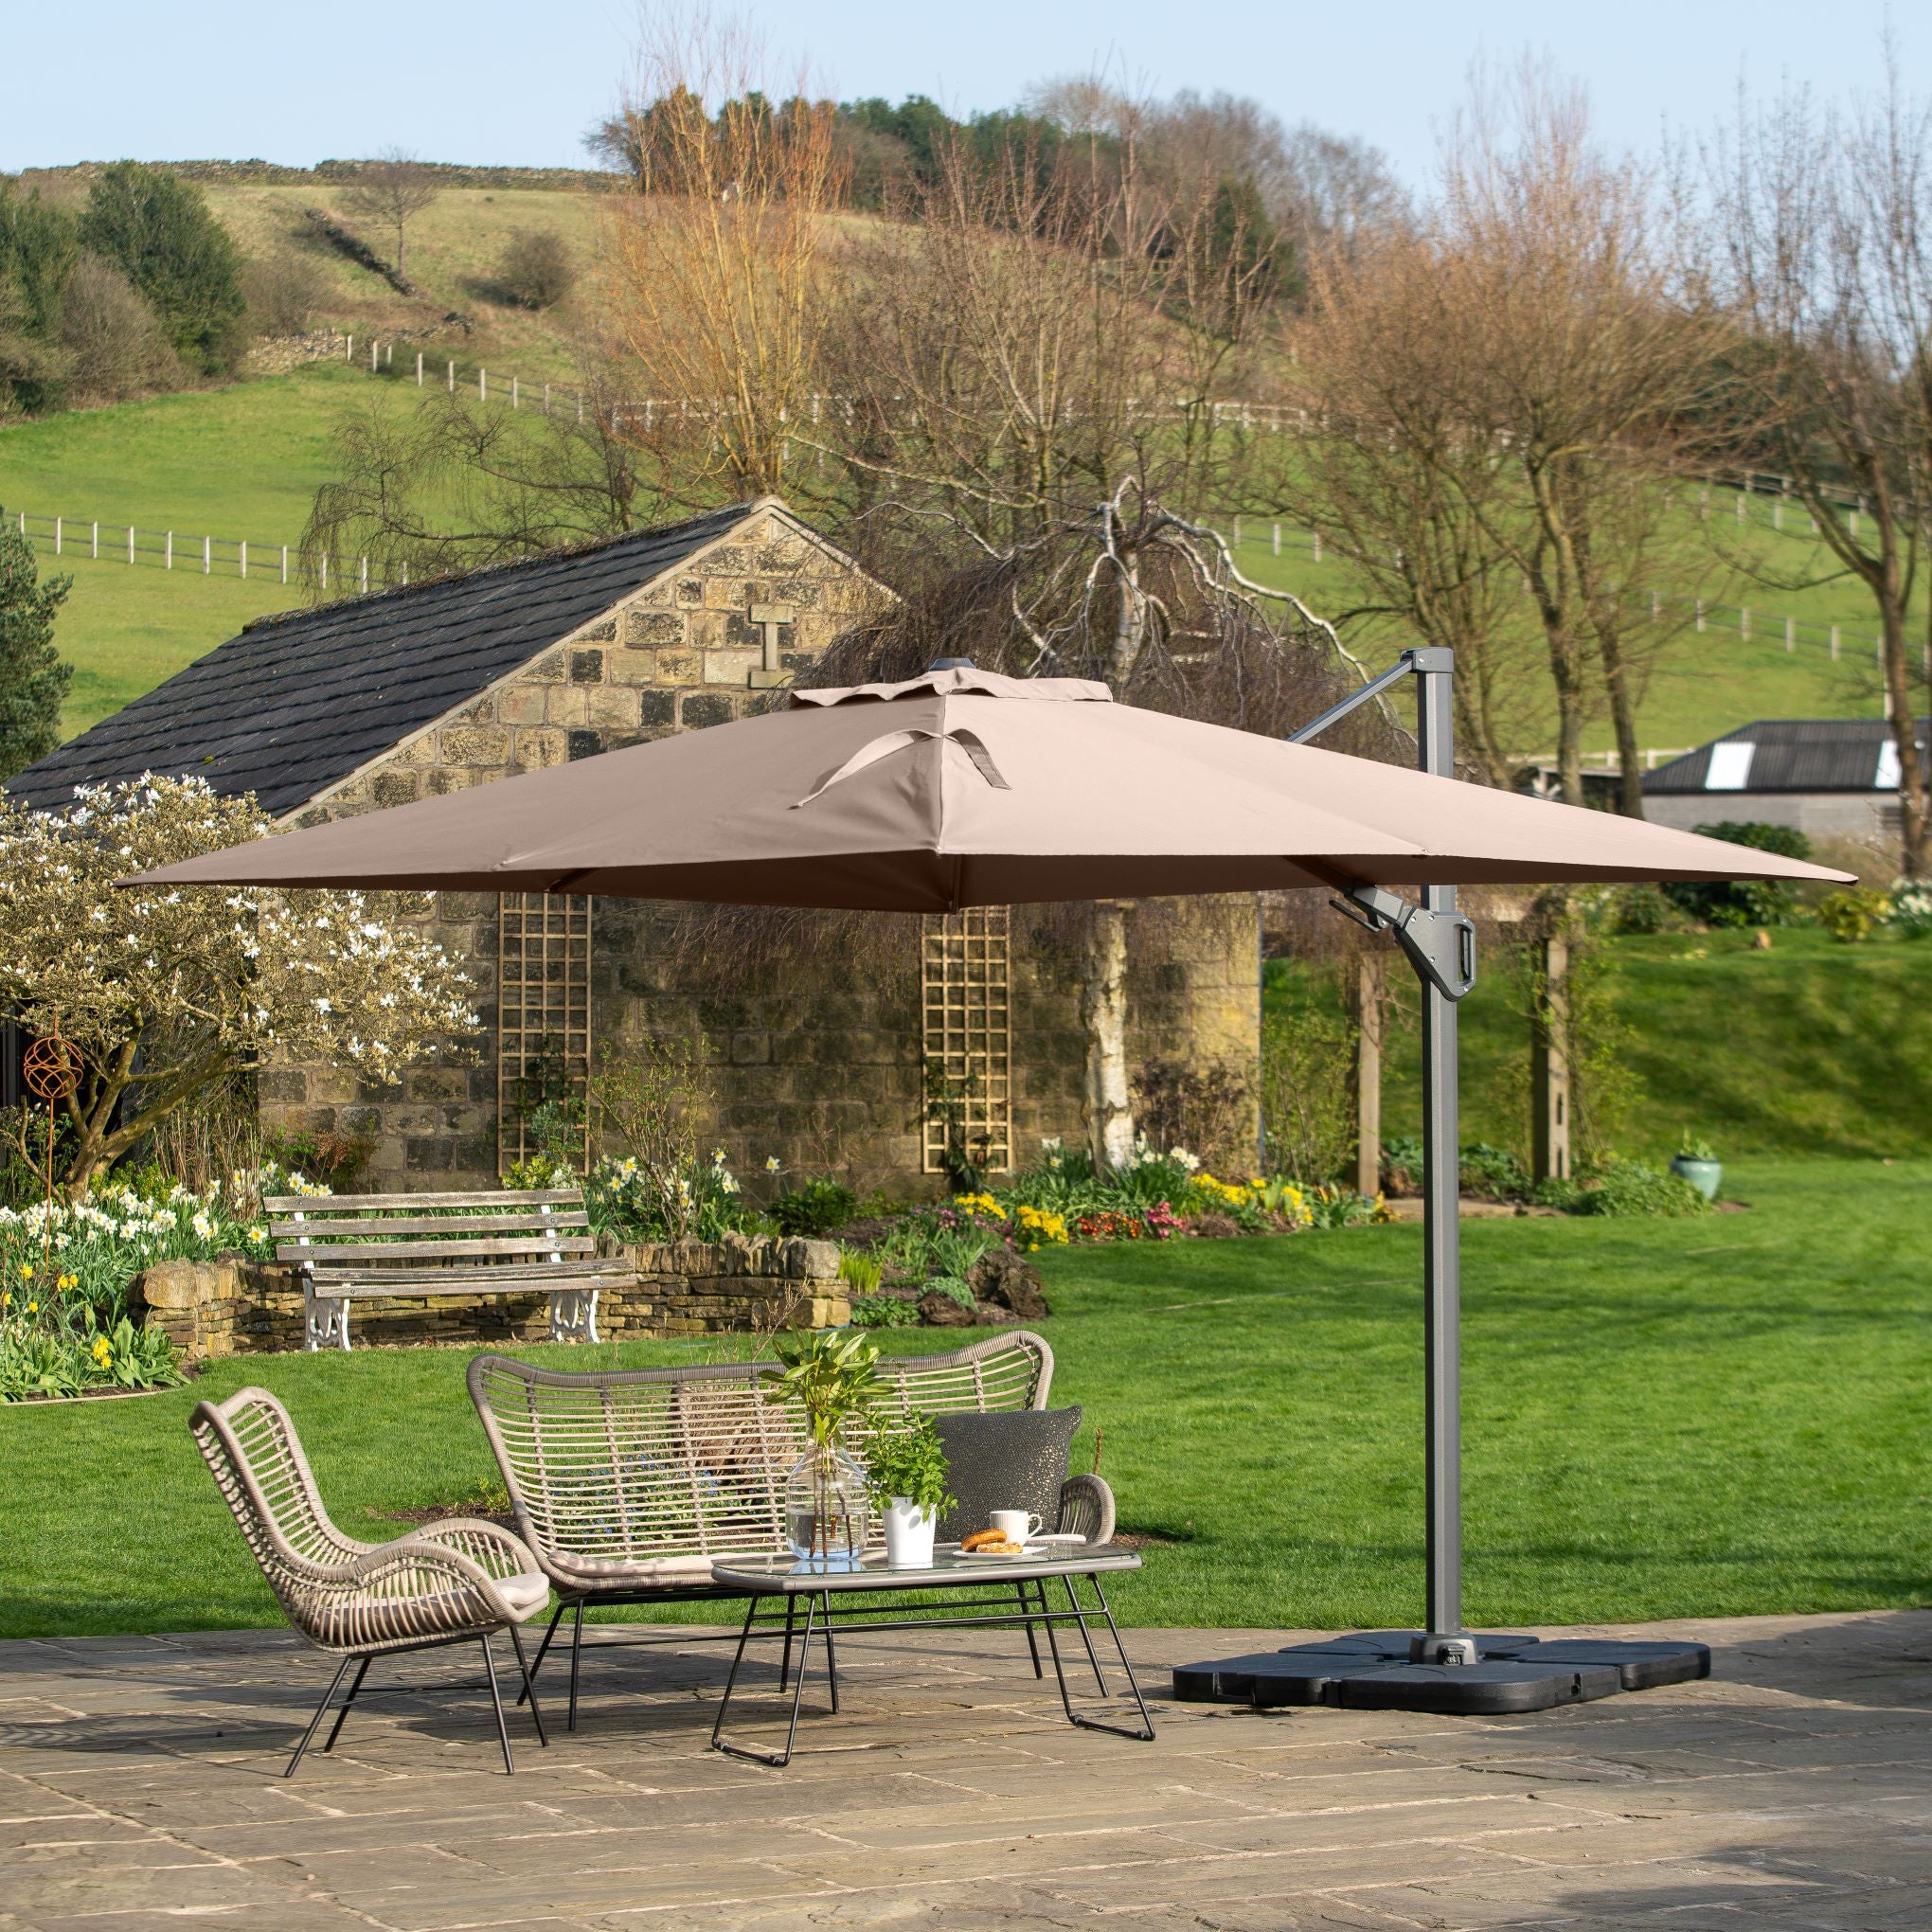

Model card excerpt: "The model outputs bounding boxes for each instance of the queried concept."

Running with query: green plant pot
[1671,1155,1722,1202]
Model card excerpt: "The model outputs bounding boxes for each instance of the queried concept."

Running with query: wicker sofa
[467,1330,1113,1726]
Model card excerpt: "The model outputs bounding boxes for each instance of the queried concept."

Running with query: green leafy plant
[837,1248,883,1295]
[850,1292,919,1328]
[772,1177,858,1238]
[1887,881,1932,938]
[1573,1155,1711,1218]
[924,1274,975,1309]
[863,1416,955,1514]
[1675,1132,1717,1162]
[760,1328,881,1445]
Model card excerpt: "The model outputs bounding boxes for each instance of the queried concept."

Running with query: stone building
[14,500,1261,1194]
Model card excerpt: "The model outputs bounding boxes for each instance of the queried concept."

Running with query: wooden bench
[269,1189,629,1353]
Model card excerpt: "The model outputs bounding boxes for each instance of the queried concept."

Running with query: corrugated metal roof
[6,503,763,818]
[1644,718,1931,796]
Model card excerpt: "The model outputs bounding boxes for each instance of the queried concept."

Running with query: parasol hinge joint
[1338,885,1476,1002]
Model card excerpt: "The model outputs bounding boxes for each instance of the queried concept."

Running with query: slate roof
[7,503,765,818]
[1644,718,1931,796]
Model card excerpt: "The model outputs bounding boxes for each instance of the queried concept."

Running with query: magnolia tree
[0,776,475,1197]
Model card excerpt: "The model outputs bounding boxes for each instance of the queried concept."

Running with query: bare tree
[595,16,842,506]
[1704,63,1932,875]
[341,149,440,279]
[1277,123,1405,259]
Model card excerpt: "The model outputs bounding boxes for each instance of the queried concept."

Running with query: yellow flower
[91,1335,112,1365]
[25,1301,37,1315]
[18,1261,32,1279]
[1,1290,9,1309]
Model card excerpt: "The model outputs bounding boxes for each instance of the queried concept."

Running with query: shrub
[259,1126,371,1195]
[1261,998,1356,1183]
[924,1274,976,1308]
[772,1177,858,1237]
[1609,883,1677,935]
[78,162,246,375]
[1817,887,1891,943]
[1887,880,1932,938]
[242,248,329,336]
[0,515,72,781]
[1664,822,1813,928]
[496,228,576,309]
[56,254,180,402]
[1572,1155,1710,1218]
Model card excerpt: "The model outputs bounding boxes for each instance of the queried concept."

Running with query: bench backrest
[468,1331,1054,1568]
[267,1189,595,1281]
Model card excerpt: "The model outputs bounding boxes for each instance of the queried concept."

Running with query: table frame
[707,1552,1154,1766]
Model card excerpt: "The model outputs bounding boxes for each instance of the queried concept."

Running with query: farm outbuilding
[9,500,1261,1194]
[1641,717,1929,844]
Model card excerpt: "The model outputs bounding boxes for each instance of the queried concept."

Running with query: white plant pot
[883,1497,937,1569]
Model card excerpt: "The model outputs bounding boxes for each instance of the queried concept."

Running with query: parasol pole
[1291,646,1476,1663]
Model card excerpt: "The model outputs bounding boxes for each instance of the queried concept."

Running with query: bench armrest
[1058,1472,1116,1547]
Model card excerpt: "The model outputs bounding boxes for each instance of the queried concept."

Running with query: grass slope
[2,1157,1924,1637]
[1270,928,1932,1162]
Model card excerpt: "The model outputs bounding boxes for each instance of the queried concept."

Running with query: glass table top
[711,1543,1140,1590]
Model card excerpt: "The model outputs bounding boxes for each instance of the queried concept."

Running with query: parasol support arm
[1333,886,1476,1003]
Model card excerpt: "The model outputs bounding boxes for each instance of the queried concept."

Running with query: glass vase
[785,1438,868,1568]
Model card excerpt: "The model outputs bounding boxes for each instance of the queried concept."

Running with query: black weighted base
[1172,1630,1709,1715]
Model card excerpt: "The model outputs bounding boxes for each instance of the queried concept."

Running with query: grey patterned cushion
[932,1407,1081,1544]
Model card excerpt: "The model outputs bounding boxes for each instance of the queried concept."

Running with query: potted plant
[761,1329,880,1567]
[1670,1133,1722,1202]
[864,1416,956,1569]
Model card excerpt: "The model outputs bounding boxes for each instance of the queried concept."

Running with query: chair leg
[285,1655,355,1780]
[821,1595,840,1714]
[1016,1583,1044,1678]
[321,1654,373,1753]
[508,1622,548,1748]
[517,1600,565,1708]
[480,1634,515,1774]
[567,1600,585,1732]
[779,1593,797,1694]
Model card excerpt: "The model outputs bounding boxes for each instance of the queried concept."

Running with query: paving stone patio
[2,1608,1928,1929]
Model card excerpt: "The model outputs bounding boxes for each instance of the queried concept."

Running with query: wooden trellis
[921,907,1011,1175]
[496,893,592,1172]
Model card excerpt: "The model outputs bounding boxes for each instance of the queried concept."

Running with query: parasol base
[1171,1630,1709,1716]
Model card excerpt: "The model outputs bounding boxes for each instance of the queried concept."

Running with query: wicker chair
[191,1387,554,1776]
[468,1329,1115,1726]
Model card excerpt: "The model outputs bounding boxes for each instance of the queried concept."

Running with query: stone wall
[136,1238,846,1357]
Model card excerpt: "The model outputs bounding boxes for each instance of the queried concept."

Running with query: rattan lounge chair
[468,1329,1116,1726]
[191,1386,554,1776]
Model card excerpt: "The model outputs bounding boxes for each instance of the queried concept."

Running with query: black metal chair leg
[321,1654,372,1752]
[779,1593,797,1693]
[821,1595,840,1713]
[285,1655,355,1779]
[507,1622,548,1747]
[1063,1573,1111,1696]
[517,1599,565,1707]
[566,1600,584,1731]
[1016,1583,1044,1678]
[480,1634,515,1773]
[710,1598,761,1754]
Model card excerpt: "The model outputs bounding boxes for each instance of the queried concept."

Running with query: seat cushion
[932,1407,1081,1544]
[497,1571,554,1619]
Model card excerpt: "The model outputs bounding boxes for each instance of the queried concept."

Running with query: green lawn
[4,1156,1925,1639]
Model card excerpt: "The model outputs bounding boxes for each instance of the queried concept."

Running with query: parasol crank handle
[1334,886,1476,1003]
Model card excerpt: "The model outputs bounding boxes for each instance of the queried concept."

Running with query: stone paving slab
[0,1610,1927,1927]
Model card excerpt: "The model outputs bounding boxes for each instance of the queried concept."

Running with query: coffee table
[707,1544,1153,1764]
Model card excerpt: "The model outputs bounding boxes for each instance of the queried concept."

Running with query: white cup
[990,1510,1044,1546]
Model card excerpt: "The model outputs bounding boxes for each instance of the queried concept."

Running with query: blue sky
[2,3,1919,184]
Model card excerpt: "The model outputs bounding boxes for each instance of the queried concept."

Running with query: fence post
[511,376,518,408]
[385,343,391,368]
[447,359,455,392]
[479,368,487,401]
[320,554,328,592]
[370,338,378,371]
[1232,514,1242,546]
[91,520,98,559]
[280,544,288,585]
[346,334,353,363]
[126,525,134,564]
[417,351,423,385]
[1831,625,1840,660]
[1650,589,1662,619]
[1311,528,1321,563]
[1271,522,1280,555]
[1699,488,1709,520]
[1740,606,1749,640]
[239,539,247,580]
[1784,617,1795,653]
[1773,498,1783,530]
[203,535,210,575]
[359,556,367,594]
[53,516,61,556]
[1694,599,1705,632]
[543,382,550,414]
[166,531,172,570]
[1736,493,1746,522]
[577,393,583,422]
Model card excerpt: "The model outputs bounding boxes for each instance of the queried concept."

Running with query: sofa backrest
[467,1330,1053,1570]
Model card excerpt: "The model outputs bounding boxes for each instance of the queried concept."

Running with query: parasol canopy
[133,665,1852,904]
